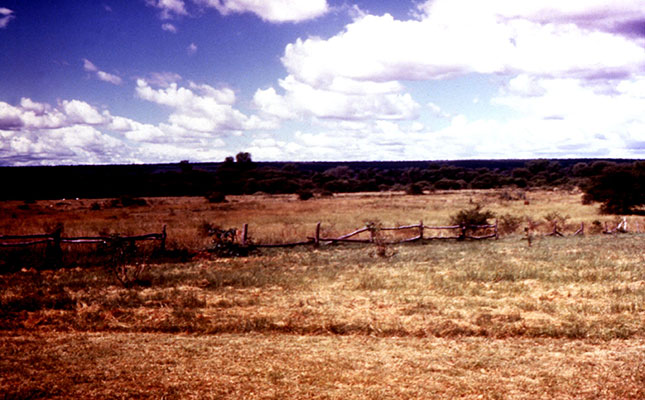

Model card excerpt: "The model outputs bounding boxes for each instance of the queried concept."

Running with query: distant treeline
[1,155,642,206]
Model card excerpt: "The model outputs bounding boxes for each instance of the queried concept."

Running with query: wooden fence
[240,221,499,248]
[0,226,167,265]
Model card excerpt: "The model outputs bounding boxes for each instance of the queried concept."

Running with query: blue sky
[1,0,644,165]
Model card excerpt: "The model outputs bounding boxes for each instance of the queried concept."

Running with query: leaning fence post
[241,224,248,246]
[315,222,321,247]
[574,222,584,236]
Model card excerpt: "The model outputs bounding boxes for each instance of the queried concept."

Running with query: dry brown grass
[1,190,644,399]
[1,333,643,399]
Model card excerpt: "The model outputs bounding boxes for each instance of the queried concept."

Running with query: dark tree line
[580,161,644,214]
[1,155,642,214]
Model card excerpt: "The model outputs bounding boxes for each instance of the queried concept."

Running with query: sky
[0,0,644,166]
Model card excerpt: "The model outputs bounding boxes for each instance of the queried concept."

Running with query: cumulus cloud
[248,0,645,161]
[0,71,282,164]
[0,7,14,29]
[83,59,123,85]
[0,99,136,165]
[254,75,419,122]
[136,79,272,136]
[281,3,645,86]
[193,0,328,23]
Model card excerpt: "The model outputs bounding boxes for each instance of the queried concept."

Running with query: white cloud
[281,6,645,86]
[136,79,270,135]
[254,75,420,121]
[96,71,123,85]
[0,86,273,165]
[146,0,187,19]
[194,0,329,23]
[83,59,98,72]
[133,142,229,164]
[83,59,123,85]
[147,71,183,87]
[0,102,24,130]
[493,75,645,142]
[187,42,197,55]
[0,100,136,165]
[162,22,177,33]
[0,7,14,29]
[247,0,645,161]
[249,108,643,162]
[19,98,50,115]
[62,100,106,125]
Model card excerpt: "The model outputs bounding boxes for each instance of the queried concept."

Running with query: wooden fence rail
[0,226,167,252]
[247,220,499,248]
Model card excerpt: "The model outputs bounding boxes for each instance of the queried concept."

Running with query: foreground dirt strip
[1,332,643,399]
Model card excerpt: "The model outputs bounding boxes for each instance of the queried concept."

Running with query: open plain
[1,189,644,399]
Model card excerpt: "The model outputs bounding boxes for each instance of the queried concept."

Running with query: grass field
[1,190,644,399]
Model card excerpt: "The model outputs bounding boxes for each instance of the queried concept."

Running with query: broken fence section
[243,220,499,249]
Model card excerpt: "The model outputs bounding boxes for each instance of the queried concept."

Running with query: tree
[235,152,252,164]
[179,160,192,173]
[581,162,644,214]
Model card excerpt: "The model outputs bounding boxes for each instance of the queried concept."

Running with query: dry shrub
[497,213,524,235]
[449,205,494,227]
[108,196,148,208]
[365,220,396,258]
[103,238,149,287]
[200,223,251,257]
[205,191,226,203]
[297,190,314,200]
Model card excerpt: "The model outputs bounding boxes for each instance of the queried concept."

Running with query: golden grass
[1,190,644,399]
[1,332,643,399]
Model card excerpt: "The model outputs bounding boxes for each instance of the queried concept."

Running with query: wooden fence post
[458,224,466,241]
[419,220,424,240]
[47,227,63,267]
[494,219,498,240]
[160,225,167,252]
[315,222,321,247]
[241,224,248,246]
[525,226,532,247]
